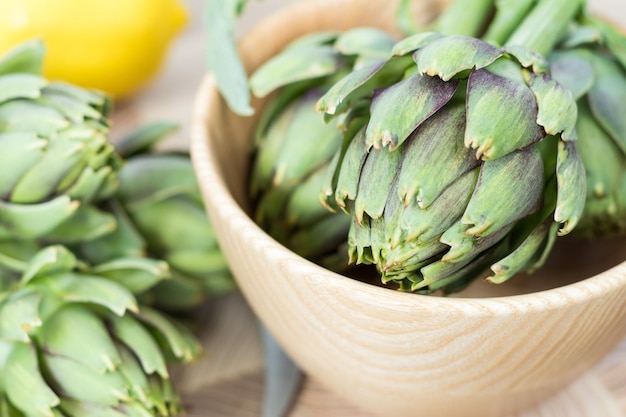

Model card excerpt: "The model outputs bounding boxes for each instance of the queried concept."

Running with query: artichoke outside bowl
[190,0,626,416]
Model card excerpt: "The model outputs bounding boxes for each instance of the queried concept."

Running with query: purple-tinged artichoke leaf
[466,68,544,160]
[366,74,458,150]
[548,49,595,100]
[587,53,626,154]
[529,73,578,141]
[335,127,369,211]
[316,55,411,116]
[414,35,504,81]
[392,32,444,56]
[401,168,478,244]
[249,45,345,98]
[354,145,403,223]
[396,103,477,207]
[555,140,586,235]
[462,147,544,237]
[382,238,446,278]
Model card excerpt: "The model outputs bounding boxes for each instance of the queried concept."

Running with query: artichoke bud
[0,41,122,242]
[547,19,626,238]
[249,28,399,271]
[0,244,200,417]
[72,124,235,311]
[317,32,585,292]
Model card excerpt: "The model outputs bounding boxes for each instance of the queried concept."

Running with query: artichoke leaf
[466,67,545,160]
[110,314,169,378]
[366,73,458,150]
[396,103,477,208]
[4,342,60,417]
[37,305,122,374]
[0,196,79,239]
[555,140,586,235]
[250,45,344,98]
[0,74,46,104]
[529,73,578,141]
[414,35,504,81]
[463,146,544,237]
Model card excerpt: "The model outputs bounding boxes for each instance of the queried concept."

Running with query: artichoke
[248,28,399,270]
[548,16,626,238]
[0,243,200,417]
[0,40,122,243]
[73,123,235,311]
[314,0,587,292]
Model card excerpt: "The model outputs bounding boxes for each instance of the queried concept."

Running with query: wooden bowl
[190,1,626,416]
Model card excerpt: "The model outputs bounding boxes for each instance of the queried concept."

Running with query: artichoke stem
[482,0,536,46]
[504,0,584,55]
[433,0,496,37]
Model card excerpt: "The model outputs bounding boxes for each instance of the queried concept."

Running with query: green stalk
[482,0,536,45]
[433,0,496,37]
[397,0,496,37]
[504,0,584,55]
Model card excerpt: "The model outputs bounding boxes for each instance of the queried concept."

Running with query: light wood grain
[189,1,626,416]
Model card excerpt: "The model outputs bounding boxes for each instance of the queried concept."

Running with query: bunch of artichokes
[0,40,230,416]
[548,14,626,238]
[247,0,626,294]
[0,244,199,417]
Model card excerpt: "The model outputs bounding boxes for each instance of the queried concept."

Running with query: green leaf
[548,49,595,100]
[334,27,396,59]
[44,205,117,243]
[44,354,129,406]
[91,257,170,294]
[250,45,344,97]
[0,74,46,104]
[414,35,504,81]
[0,132,46,197]
[37,305,121,374]
[21,245,77,285]
[4,342,60,417]
[206,0,253,116]
[35,273,138,316]
[0,39,46,76]
[134,306,201,363]
[465,67,544,160]
[0,289,42,342]
[0,196,79,239]
[366,73,458,150]
[462,146,544,237]
[110,314,169,378]
[529,73,578,141]
[396,103,478,208]
[555,140,586,235]
[587,53,626,154]
[115,122,179,159]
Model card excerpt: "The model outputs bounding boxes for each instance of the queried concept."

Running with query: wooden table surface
[111,0,626,416]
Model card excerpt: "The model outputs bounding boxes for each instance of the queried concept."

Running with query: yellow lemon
[0,0,188,99]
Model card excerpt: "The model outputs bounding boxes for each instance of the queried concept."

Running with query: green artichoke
[315,0,586,292]
[0,40,122,243]
[73,123,235,311]
[249,28,399,270]
[0,243,200,417]
[548,16,626,238]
